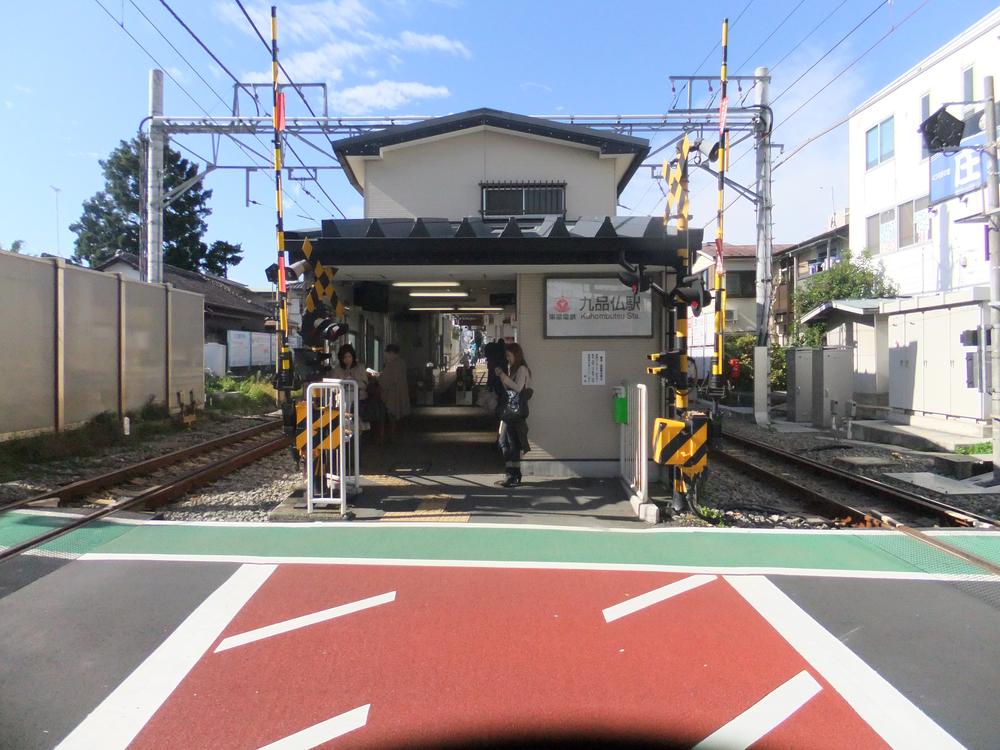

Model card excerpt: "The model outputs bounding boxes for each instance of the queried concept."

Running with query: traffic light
[618,267,651,294]
[647,350,683,384]
[674,274,713,316]
[694,139,722,163]
[920,107,964,154]
[618,254,651,294]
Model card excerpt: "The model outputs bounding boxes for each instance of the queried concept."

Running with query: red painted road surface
[130,565,888,749]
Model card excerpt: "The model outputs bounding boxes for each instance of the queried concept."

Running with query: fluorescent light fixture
[392,281,460,288]
[458,307,504,312]
[408,306,454,312]
[409,291,468,298]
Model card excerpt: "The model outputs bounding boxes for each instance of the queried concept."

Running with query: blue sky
[3,0,998,286]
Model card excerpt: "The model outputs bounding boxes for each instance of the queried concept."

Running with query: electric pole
[146,69,164,285]
[984,75,1000,482]
[49,185,61,256]
[753,66,773,427]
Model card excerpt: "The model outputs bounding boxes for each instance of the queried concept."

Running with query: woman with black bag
[494,343,532,488]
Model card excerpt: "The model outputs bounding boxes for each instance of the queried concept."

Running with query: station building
[286,109,698,479]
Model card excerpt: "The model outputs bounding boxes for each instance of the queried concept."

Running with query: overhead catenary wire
[157,0,344,218]
[232,0,347,219]
[90,0,317,222]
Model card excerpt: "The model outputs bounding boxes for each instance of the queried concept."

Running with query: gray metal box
[786,348,818,422]
[812,347,853,428]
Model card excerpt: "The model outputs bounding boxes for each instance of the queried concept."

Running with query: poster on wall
[250,332,274,366]
[582,350,606,385]
[545,277,652,337]
[226,330,251,368]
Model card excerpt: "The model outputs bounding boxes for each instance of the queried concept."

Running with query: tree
[202,240,243,277]
[1,240,24,253]
[70,137,226,272]
[793,250,898,346]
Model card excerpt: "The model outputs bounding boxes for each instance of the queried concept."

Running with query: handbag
[501,387,532,422]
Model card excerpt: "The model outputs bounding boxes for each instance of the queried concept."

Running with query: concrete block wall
[0,252,204,440]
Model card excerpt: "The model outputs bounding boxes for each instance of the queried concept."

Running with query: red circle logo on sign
[554,297,570,313]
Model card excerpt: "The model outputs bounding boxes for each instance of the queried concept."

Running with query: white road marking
[603,574,717,622]
[55,563,275,750]
[726,575,966,749]
[216,591,396,652]
[257,704,370,750]
[78,552,1000,582]
[692,671,821,749]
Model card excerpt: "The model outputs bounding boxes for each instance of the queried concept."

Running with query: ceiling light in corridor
[392,281,461,287]
[409,291,469,298]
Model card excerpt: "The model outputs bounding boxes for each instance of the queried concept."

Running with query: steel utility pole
[984,76,1000,482]
[753,66,773,427]
[146,69,164,285]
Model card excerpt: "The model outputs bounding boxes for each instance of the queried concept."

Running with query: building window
[963,66,974,102]
[726,270,756,298]
[879,209,897,253]
[481,182,566,217]
[866,214,879,252]
[865,116,894,169]
[920,94,930,158]
[897,196,932,247]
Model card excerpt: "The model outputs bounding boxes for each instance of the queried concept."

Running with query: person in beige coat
[378,344,411,437]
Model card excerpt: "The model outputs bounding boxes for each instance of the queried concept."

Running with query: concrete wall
[516,273,661,472]
[364,127,617,220]
[848,9,1000,295]
[0,252,205,440]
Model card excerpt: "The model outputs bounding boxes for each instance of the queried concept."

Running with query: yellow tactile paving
[380,495,470,523]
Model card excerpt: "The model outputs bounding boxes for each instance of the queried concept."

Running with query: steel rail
[721,432,1000,529]
[0,420,281,514]
[0,434,290,563]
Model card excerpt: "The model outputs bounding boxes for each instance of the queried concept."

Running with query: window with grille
[897,196,931,248]
[481,182,566,217]
[726,270,756,298]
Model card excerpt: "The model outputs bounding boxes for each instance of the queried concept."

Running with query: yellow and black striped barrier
[294,400,341,458]
[652,413,709,475]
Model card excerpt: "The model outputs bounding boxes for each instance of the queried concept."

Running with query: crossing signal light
[920,107,965,154]
[646,350,682,383]
[694,139,722,163]
[618,269,650,294]
[674,274,712,316]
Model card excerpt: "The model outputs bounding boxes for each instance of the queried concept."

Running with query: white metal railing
[305,379,360,516]
[618,382,649,507]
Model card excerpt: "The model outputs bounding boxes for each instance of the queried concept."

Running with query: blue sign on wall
[928,105,1000,206]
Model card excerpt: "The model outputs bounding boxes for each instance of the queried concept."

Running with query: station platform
[1,514,998,749]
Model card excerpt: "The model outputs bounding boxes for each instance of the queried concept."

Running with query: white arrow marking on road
[693,670,821,749]
[257,704,370,750]
[602,574,717,622]
[215,591,396,652]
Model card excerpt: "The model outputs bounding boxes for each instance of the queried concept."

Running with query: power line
[158,0,259,114]
[156,0,344,218]
[670,0,755,109]
[769,0,849,74]
[90,0,318,222]
[773,0,931,171]
[232,0,347,219]
[771,0,888,106]
[126,0,230,113]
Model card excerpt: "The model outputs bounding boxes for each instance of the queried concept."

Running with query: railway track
[714,433,1000,577]
[0,420,290,562]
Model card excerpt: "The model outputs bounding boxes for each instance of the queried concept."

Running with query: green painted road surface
[0,511,136,556]
[933,531,1000,565]
[79,521,1000,576]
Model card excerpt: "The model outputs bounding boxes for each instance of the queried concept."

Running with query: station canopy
[285,216,699,282]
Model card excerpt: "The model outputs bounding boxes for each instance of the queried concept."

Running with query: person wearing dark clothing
[494,343,532,488]
[482,340,508,406]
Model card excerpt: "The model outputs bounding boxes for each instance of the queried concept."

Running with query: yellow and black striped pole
[709,17,729,396]
[672,136,691,499]
[271,6,294,410]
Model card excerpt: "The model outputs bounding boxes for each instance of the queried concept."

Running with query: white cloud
[3,100,13,110]
[214,0,375,42]
[331,80,449,114]
[397,30,470,58]
[520,81,553,93]
[14,85,31,94]
[166,66,185,83]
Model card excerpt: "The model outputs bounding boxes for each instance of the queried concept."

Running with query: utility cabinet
[812,347,853,428]
[786,348,818,422]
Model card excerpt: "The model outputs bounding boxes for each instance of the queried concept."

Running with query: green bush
[955,442,991,455]
[204,371,277,415]
[722,335,787,391]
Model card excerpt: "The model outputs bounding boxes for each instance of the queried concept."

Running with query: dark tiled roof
[96,253,269,318]
[331,108,650,196]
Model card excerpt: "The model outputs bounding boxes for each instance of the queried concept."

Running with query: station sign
[544,277,653,338]
[929,106,998,206]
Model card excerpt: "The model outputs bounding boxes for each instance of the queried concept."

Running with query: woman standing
[332,343,371,427]
[494,343,532,488]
